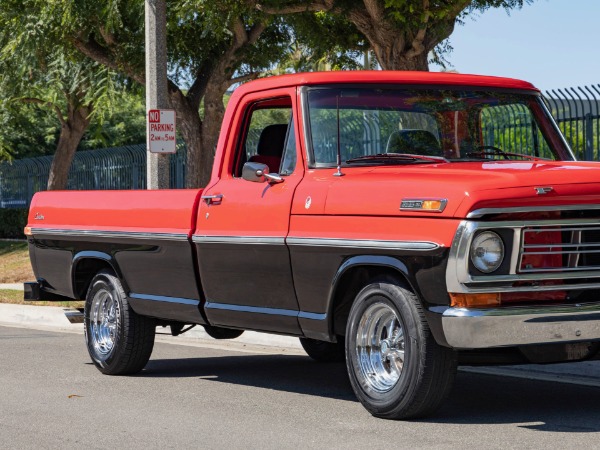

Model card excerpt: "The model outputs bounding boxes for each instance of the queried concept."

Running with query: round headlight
[470,231,505,273]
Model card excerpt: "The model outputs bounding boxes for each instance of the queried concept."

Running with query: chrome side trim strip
[205,302,297,317]
[129,293,200,305]
[30,228,189,241]
[468,204,600,219]
[433,301,600,348]
[193,236,285,245]
[193,235,440,251]
[205,302,326,321]
[286,237,440,251]
[298,311,327,321]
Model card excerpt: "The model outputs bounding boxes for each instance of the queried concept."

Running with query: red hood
[321,160,600,218]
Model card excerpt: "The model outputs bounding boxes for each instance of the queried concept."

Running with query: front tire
[84,269,155,375]
[345,279,456,419]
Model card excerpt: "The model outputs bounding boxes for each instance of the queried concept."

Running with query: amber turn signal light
[421,200,443,211]
[24,227,32,236]
[449,292,501,308]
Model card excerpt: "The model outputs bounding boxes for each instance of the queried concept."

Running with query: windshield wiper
[465,146,543,161]
[346,153,448,164]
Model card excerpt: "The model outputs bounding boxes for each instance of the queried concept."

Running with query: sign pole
[145,0,170,189]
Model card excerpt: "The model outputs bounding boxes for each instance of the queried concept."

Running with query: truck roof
[235,71,539,95]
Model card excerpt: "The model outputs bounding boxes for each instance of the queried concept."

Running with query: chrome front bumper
[433,302,600,349]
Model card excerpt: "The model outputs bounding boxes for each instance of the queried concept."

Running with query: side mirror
[242,162,284,184]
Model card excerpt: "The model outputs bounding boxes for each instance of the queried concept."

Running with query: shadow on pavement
[144,354,600,431]
[433,371,600,432]
[145,354,356,401]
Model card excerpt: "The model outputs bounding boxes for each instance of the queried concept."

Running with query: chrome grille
[520,225,600,272]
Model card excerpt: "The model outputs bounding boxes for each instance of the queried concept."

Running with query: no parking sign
[147,109,176,153]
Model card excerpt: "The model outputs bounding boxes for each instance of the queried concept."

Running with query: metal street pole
[145,0,170,189]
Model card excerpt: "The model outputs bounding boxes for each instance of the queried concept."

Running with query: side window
[234,99,296,177]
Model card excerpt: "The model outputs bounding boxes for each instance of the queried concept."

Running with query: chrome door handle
[201,194,223,205]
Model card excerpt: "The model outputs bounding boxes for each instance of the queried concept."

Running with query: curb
[0,303,303,350]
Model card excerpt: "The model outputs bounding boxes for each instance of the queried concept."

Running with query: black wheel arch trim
[322,255,416,339]
[71,251,127,299]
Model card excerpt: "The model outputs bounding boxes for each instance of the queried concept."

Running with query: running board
[64,308,84,324]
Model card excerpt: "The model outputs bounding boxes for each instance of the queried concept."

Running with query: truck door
[194,89,304,334]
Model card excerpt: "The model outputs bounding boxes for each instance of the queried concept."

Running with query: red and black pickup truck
[24,71,600,419]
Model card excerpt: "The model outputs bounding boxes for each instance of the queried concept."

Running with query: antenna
[333,95,344,177]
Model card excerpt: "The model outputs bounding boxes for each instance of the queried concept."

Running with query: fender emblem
[305,196,312,209]
[34,213,45,220]
[535,187,553,195]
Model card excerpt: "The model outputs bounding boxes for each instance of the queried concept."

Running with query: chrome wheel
[89,288,118,358]
[85,270,156,375]
[355,302,405,393]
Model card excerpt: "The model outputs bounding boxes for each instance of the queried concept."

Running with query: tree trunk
[346,7,431,72]
[47,105,92,190]
[199,85,227,186]
[375,49,429,71]
[168,76,228,189]
[168,87,205,189]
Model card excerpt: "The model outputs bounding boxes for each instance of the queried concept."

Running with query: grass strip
[0,289,84,308]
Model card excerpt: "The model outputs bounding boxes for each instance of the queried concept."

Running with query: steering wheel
[466,145,510,160]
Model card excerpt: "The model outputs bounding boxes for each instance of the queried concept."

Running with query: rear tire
[345,279,456,419]
[84,269,155,375]
[299,337,345,362]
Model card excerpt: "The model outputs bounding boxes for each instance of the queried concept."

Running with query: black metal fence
[545,86,600,161]
[2,84,600,209]
[0,143,186,208]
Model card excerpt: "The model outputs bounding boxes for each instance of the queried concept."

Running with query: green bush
[0,208,28,239]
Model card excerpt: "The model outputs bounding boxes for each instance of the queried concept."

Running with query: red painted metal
[28,189,203,236]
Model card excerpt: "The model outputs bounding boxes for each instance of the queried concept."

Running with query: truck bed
[26,189,206,323]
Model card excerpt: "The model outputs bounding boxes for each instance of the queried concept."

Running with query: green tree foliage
[0,89,147,161]
[257,0,533,70]
[41,0,292,187]
[0,2,122,189]
[81,90,147,150]
[278,12,367,72]
[0,105,58,160]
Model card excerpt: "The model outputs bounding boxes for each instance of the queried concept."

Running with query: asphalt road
[1,325,600,449]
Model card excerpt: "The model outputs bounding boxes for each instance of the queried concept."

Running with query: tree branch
[223,72,260,91]
[98,27,117,47]
[405,0,431,58]
[71,34,145,85]
[19,98,67,128]
[362,0,385,22]
[247,21,267,45]
[231,16,248,47]
[255,0,335,14]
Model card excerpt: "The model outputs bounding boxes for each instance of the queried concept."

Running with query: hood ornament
[535,187,553,195]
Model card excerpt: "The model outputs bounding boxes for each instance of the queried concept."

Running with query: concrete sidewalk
[0,283,23,290]
[0,302,599,387]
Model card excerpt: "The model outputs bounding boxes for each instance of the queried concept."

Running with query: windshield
[305,87,573,166]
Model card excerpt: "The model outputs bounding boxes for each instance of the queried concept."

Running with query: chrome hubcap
[90,288,118,357]
[355,302,405,393]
